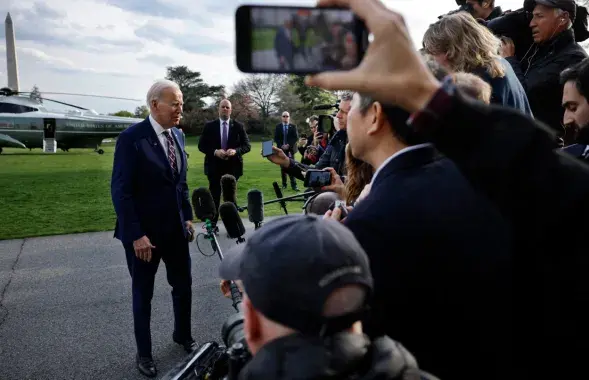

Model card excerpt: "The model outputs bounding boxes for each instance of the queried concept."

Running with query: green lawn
[253,28,321,51]
[0,139,304,240]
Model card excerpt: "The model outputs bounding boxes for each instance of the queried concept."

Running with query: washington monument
[5,12,20,91]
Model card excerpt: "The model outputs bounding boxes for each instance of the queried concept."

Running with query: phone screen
[236,5,368,74]
[262,140,274,157]
[305,170,332,188]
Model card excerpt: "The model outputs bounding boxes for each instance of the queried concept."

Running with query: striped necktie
[162,130,178,175]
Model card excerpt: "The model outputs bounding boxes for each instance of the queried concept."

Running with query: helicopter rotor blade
[38,97,89,110]
[18,91,142,102]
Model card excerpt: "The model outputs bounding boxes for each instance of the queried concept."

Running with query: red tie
[162,130,178,175]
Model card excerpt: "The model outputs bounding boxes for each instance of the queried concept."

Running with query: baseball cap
[524,0,577,21]
[219,214,374,335]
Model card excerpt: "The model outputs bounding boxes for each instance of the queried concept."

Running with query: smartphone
[329,200,349,218]
[304,169,332,188]
[235,4,369,74]
[317,115,333,134]
[262,140,274,157]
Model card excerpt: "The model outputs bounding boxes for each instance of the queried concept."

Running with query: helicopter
[0,12,144,155]
[0,87,144,155]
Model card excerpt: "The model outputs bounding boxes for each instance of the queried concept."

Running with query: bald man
[198,99,251,225]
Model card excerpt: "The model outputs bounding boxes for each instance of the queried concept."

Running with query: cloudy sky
[0,0,527,114]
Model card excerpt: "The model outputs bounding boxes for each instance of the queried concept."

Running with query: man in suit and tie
[275,111,300,191]
[561,58,589,161]
[323,92,512,380]
[111,79,197,378]
[198,99,251,224]
[274,19,295,70]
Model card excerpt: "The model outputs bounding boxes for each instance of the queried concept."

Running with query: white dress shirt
[149,114,182,172]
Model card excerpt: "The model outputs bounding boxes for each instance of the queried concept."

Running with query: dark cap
[219,214,373,335]
[524,0,577,21]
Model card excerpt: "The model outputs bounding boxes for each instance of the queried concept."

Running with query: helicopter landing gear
[0,147,3,154]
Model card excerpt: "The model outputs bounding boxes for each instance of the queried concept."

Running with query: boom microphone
[247,189,264,229]
[312,103,337,110]
[273,181,288,215]
[192,187,216,222]
[219,202,246,243]
[221,174,237,204]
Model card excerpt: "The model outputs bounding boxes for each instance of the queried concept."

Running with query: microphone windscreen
[247,189,264,223]
[192,187,216,222]
[221,174,237,204]
[272,181,284,199]
[219,202,246,239]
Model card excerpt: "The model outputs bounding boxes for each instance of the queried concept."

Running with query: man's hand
[227,149,237,157]
[500,36,515,58]
[185,220,193,230]
[281,144,290,151]
[220,280,243,298]
[266,146,291,167]
[321,167,346,198]
[215,149,228,159]
[323,205,353,223]
[133,236,155,262]
[306,0,441,114]
[298,137,307,146]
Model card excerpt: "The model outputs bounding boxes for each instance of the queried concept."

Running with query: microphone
[221,174,237,204]
[219,201,246,243]
[247,189,264,230]
[273,181,288,215]
[191,187,223,256]
[312,103,337,110]
[192,187,216,222]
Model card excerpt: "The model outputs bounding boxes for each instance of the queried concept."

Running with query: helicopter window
[0,103,37,113]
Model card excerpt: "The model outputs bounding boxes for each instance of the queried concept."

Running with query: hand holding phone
[235,5,369,74]
[304,169,332,188]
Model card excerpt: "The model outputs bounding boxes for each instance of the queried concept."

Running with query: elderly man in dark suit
[274,111,299,191]
[111,79,197,378]
[198,99,251,224]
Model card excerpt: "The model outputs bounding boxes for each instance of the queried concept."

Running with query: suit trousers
[123,233,192,358]
[281,151,297,188]
[208,173,240,224]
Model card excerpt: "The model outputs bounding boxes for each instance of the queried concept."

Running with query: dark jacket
[285,129,348,180]
[111,118,192,244]
[412,87,589,379]
[343,145,512,380]
[473,58,533,116]
[274,123,299,156]
[506,29,588,140]
[198,119,251,178]
[238,333,439,380]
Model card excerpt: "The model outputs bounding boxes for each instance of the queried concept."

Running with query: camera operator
[499,0,588,145]
[218,214,440,380]
[266,93,352,179]
[464,0,504,21]
[307,0,589,378]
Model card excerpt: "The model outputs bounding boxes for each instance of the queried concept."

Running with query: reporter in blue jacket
[110,79,196,378]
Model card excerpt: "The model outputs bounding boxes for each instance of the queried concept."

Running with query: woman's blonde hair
[422,12,505,78]
[452,72,493,104]
[344,143,373,205]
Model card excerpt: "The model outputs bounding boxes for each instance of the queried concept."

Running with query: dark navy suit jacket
[111,117,193,245]
[343,145,512,380]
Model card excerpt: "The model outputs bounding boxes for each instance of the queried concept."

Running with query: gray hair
[555,8,573,28]
[340,91,354,102]
[146,79,181,109]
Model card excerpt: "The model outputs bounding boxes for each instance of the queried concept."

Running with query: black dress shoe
[173,334,198,353]
[136,354,157,378]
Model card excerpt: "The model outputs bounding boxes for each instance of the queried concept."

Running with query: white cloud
[0,0,536,114]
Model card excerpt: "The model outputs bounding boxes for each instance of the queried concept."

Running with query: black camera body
[159,306,251,380]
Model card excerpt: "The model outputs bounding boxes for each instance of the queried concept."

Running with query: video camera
[438,0,474,19]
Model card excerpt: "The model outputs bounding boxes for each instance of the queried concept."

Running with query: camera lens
[222,312,247,348]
